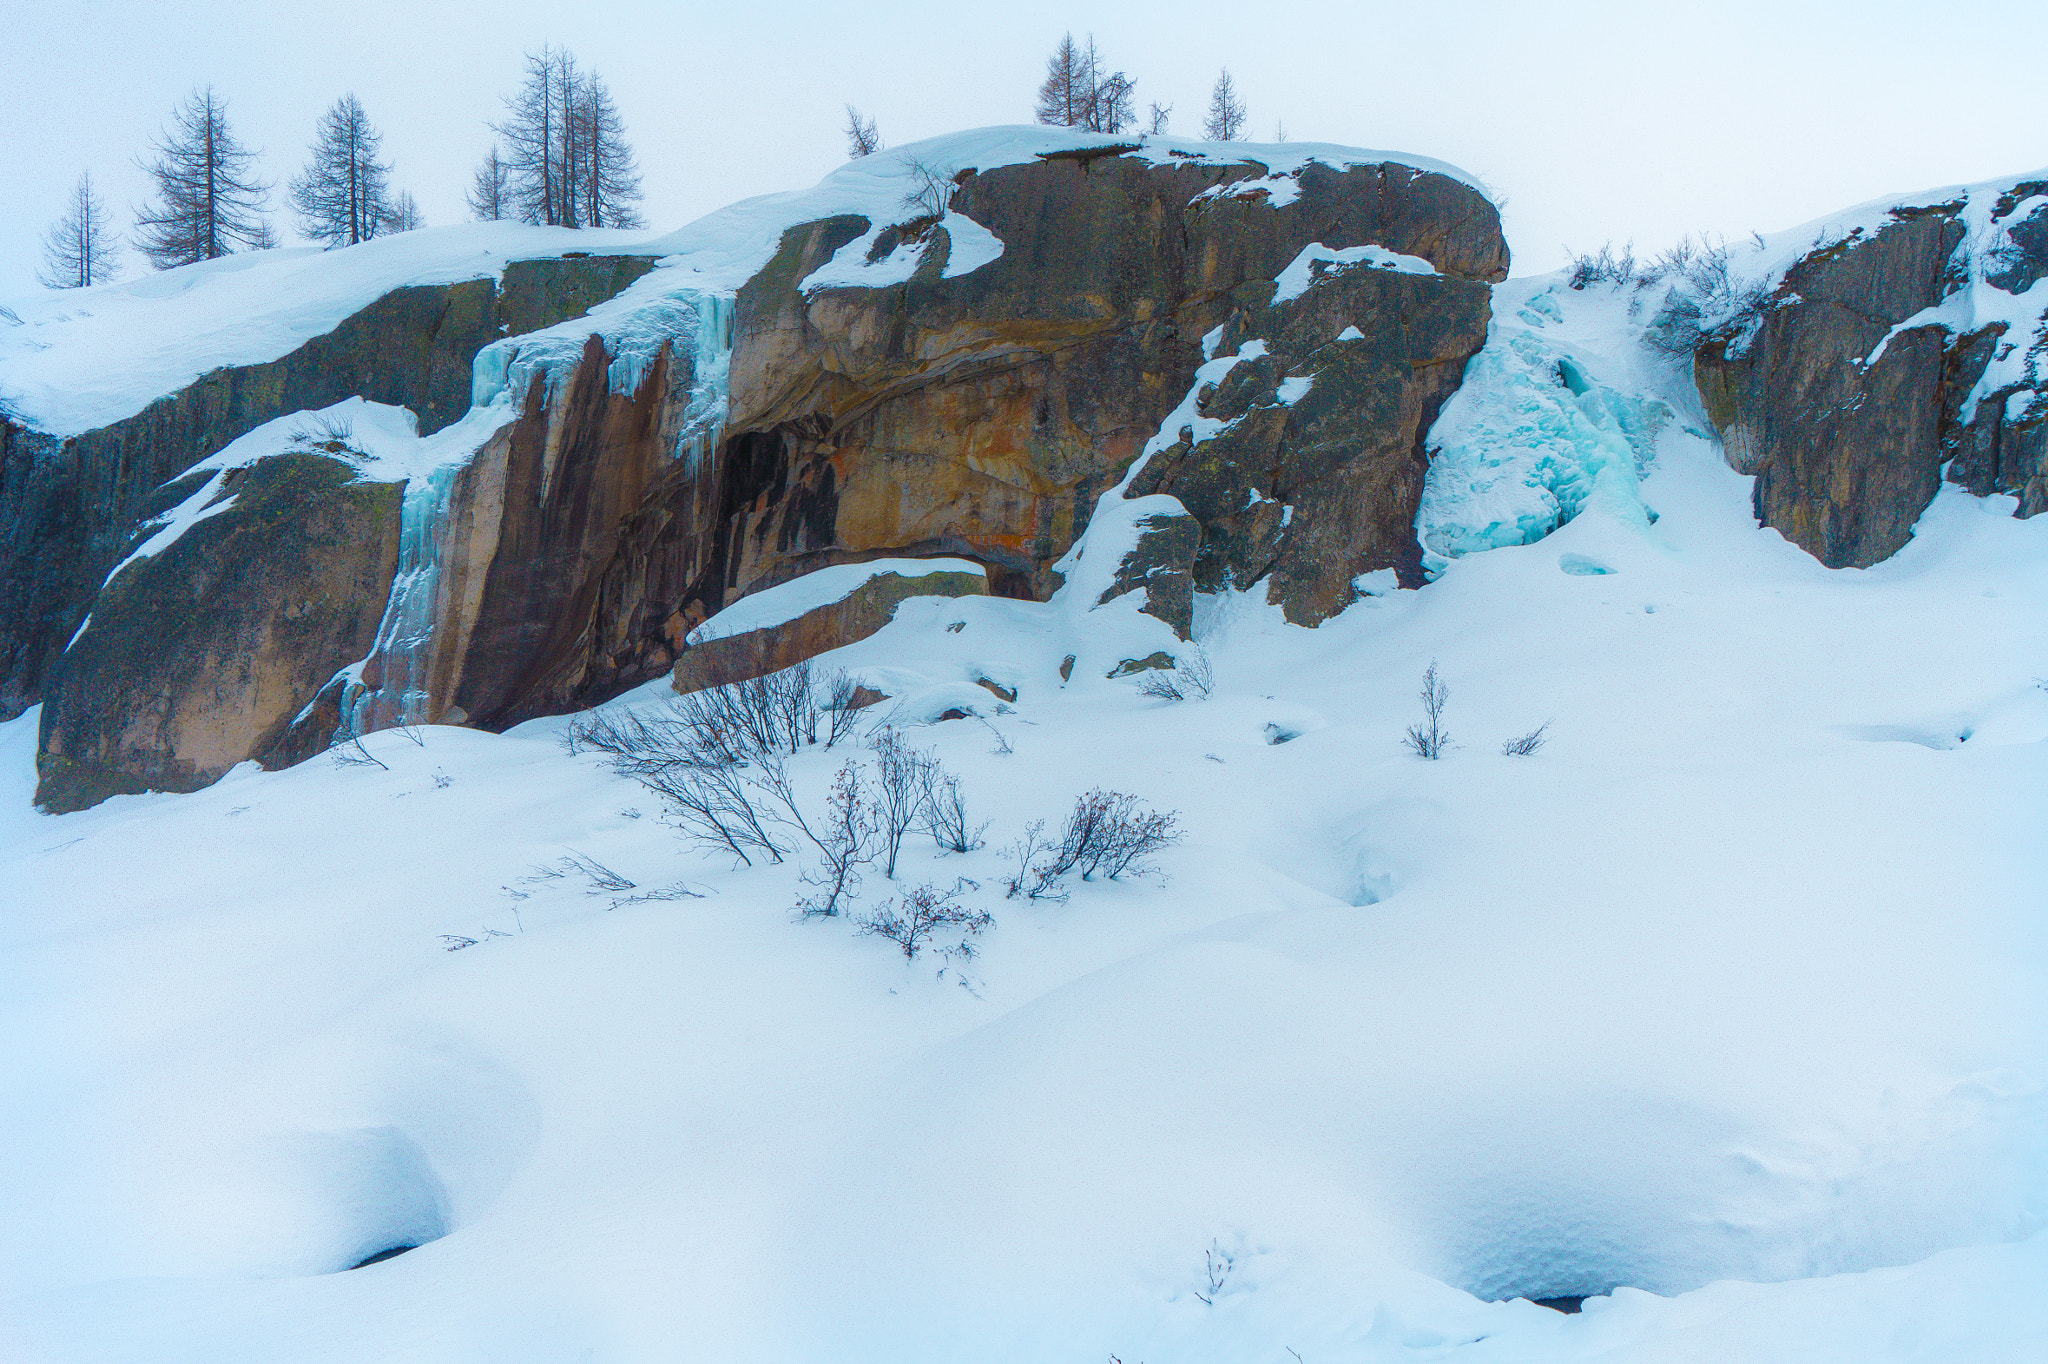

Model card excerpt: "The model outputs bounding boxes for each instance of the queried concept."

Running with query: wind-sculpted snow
[3,416,2047,1360]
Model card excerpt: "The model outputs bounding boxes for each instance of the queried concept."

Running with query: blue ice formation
[1418,284,1676,573]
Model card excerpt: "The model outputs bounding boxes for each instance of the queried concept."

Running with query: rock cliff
[1694,179,2048,566]
[19,130,1509,808]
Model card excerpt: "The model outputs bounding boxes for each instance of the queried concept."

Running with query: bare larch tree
[38,172,121,288]
[843,104,882,158]
[493,46,644,229]
[381,190,424,233]
[1203,69,1247,141]
[133,86,274,268]
[288,94,391,248]
[468,146,511,221]
[1035,33,1136,134]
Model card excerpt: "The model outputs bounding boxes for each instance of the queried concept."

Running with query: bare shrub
[1001,820,1065,901]
[1135,646,1214,702]
[796,761,875,918]
[640,758,788,866]
[1194,1239,1237,1306]
[328,714,389,770]
[523,851,636,894]
[1041,789,1181,882]
[976,714,1015,755]
[869,726,934,878]
[1402,661,1451,759]
[1566,241,1640,290]
[825,671,869,747]
[856,879,992,961]
[900,158,952,221]
[1501,721,1551,757]
[920,767,988,854]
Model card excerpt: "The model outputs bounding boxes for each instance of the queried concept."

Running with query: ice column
[343,459,464,734]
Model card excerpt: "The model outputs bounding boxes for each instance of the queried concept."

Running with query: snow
[4,412,2045,1360]
[10,134,2048,1364]
[1271,241,1439,305]
[686,556,989,645]
[797,212,1007,293]
[0,224,663,439]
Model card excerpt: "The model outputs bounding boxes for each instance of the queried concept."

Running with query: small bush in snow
[1501,721,1551,757]
[1042,790,1182,884]
[327,715,388,770]
[1001,820,1067,902]
[899,157,952,223]
[856,879,991,961]
[1567,241,1641,290]
[1402,661,1452,759]
[1134,646,1214,702]
[920,766,989,855]
[795,760,875,918]
[868,726,933,879]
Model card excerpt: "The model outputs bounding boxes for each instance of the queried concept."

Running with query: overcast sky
[3,0,2045,295]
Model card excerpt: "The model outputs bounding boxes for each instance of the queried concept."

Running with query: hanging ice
[342,458,465,734]
[1419,279,1683,571]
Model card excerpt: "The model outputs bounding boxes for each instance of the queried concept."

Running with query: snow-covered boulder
[672,558,987,695]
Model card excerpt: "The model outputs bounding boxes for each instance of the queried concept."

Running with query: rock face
[35,452,402,812]
[337,150,1507,734]
[0,255,655,722]
[1695,184,2048,567]
[25,142,1508,809]
[1125,246,1496,625]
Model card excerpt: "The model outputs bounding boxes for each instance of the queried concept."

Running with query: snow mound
[687,557,988,645]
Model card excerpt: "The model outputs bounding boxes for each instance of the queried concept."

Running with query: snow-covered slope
[3,279,2045,1358]
[0,127,1484,440]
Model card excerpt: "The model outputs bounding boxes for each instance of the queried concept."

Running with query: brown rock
[672,564,987,696]
[34,453,402,812]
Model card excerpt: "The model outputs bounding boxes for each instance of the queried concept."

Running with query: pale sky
[3,0,2045,296]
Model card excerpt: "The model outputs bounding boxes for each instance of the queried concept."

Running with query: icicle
[343,459,464,733]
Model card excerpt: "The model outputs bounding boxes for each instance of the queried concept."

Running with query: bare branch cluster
[1006,792,1180,899]
[856,879,992,961]
[1501,721,1551,757]
[1402,660,1451,759]
[490,44,644,229]
[1034,32,1137,134]
[1134,646,1214,702]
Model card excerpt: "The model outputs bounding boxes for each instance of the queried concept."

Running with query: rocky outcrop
[1695,183,2047,566]
[35,451,402,812]
[328,150,1506,735]
[27,142,1508,808]
[0,255,655,721]
[1126,248,1495,623]
[673,563,988,696]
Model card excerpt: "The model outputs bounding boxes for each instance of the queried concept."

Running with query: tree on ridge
[133,86,274,268]
[844,104,882,159]
[493,46,644,230]
[1034,32,1135,135]
[288,93,392,248]
[39,171,121,288]
[1203,69,1247,141]
[468,146,511,221]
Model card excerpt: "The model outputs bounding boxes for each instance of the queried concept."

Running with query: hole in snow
[1264,722,1301,744]
[1531,1295,1587,1314]
[1557,553,1616,576]
[348,1243,418,1269]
